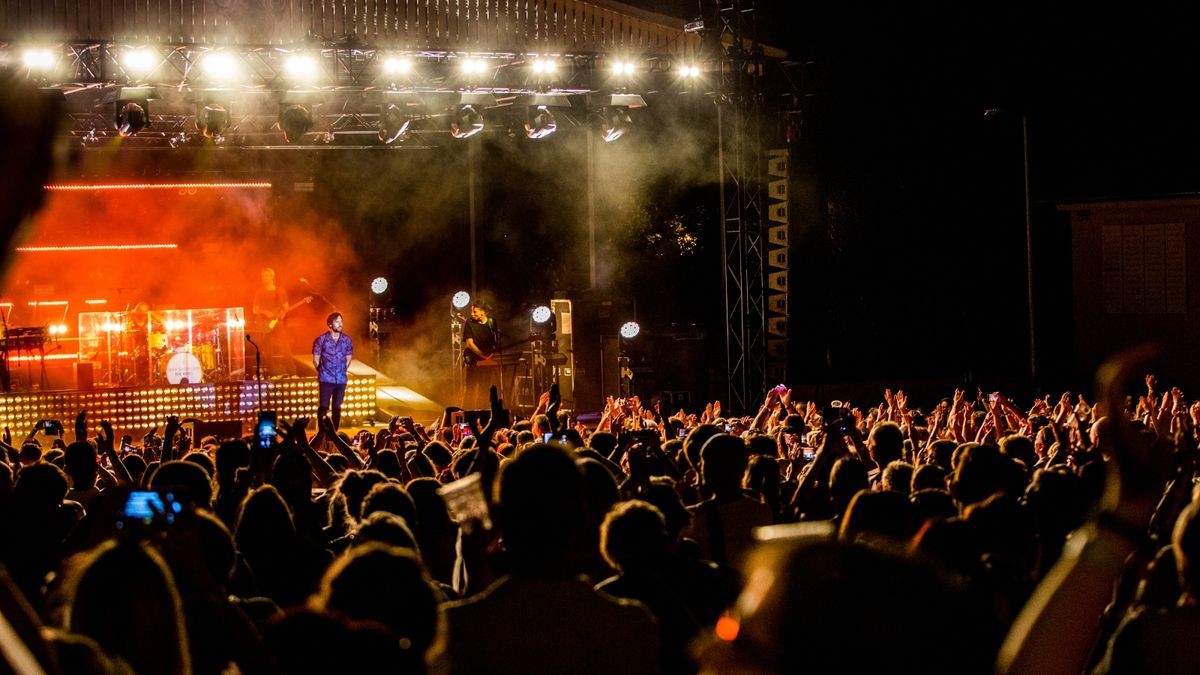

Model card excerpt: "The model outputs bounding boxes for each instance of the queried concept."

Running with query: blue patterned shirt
[312,332,353,384]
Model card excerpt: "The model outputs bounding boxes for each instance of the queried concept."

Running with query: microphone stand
[246,334,262,413]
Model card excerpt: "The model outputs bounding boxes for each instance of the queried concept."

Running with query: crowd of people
[0,346,1196,674]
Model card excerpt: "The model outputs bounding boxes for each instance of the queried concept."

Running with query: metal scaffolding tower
[714,0,767,413]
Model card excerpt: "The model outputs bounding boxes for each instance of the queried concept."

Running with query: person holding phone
[313,312,353,430]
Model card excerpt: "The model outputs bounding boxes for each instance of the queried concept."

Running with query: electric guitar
[265,296,313,332]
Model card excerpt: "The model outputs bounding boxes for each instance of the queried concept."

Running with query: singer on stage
[462,301,499,409]
[313,312,353,430]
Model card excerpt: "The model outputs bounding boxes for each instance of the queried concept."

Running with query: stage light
[532,306,552,324]
[620,321,640,339]
[285,55,319,81]
[383,57,413,74]
[611,61,636,76]
[531,58,557,74]
[378,104,411,144]
[450,105,484,139]
[678,64,700,78]
[598,106,633,143]
[115,101,149,136]
[371,277,389,294]
[23,48,55,71]
[197,104,230,139]
[279,105,313,143]
[460,58,487,74]
[524,105,557,140]
[452,291,471,309]
[202,52,238,80]
[123,49,157,76]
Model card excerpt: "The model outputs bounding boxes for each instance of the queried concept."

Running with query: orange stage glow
[16,244,178,252]
[2,183,363,366]
[715,615,740,641]
[7,353,79,362]
[44,182,273,192]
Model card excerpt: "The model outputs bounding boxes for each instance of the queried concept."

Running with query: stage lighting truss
[12,43,675,147]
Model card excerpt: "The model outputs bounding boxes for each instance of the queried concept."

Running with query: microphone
[245,334,257,346]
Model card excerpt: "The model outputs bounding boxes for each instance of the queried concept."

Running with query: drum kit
[121,326,230,386]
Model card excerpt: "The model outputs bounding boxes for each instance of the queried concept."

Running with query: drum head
[165,352,203,384]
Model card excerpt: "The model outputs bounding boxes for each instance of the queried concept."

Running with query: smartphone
[543,432,554,443]
[459,423,472,438]
[772,383,788,394]
[677,428,689,439]
[40,419,65,436]
[803,450,817,461]
[256,411,277,449]
[118,490,181,528]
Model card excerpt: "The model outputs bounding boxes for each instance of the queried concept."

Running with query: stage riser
[0,376,375,437]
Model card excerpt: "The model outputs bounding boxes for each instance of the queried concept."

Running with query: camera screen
[123,491,164,523]
[256,418,276,448]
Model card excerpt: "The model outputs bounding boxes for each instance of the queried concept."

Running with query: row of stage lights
[18,48,706,83]
[17,47,681,144]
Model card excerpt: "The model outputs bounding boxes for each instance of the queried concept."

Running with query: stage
[0,375,379,439]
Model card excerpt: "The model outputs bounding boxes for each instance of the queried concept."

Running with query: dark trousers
[318,381,347,430]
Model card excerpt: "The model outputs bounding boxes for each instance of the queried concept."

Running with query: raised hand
[74,409,88,441]
[895,390,908,411]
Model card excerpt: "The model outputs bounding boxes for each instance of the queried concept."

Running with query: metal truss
[714,0,767,413]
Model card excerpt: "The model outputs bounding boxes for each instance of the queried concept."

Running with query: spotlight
[531,306,552,324]
[460,58,487,74]
[115,101,150,136]
[285,55,319,81]
[202,52,238,80]
[611,61,636,76]
[196,104,230,139]
[524,105,557,140]
[279,105,313,143]
[620,321,640,339]
[678,64,700,78]
[450,105,484,139]
[598,106,633,143]
[123,48,157,76]
[378,104,411,144]
[452,291,471,309]
[531,58,557,74]
[22,48,55,71]
[371,277,389,294]
[383,57,412,74]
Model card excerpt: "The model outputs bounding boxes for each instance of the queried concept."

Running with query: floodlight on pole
[371,277,389,294]
[620,321,640,339]
[452,291,471,309]
[532,306,553,324]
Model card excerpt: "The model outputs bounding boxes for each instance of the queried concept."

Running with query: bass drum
[164,352,203,384]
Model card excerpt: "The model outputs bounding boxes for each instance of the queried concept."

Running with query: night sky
[615,1,1200,401]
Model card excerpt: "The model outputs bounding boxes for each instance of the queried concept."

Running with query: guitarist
[252,267,309,376]
[462,301,499,409]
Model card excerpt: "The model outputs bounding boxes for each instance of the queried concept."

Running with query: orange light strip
[7,353,79,362]
[26,300,68,306]
[16,244,178,252]
[84,299,107,305]
[44,182,273,191]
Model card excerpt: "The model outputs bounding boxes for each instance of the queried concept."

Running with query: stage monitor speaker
[73,362,94,390]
